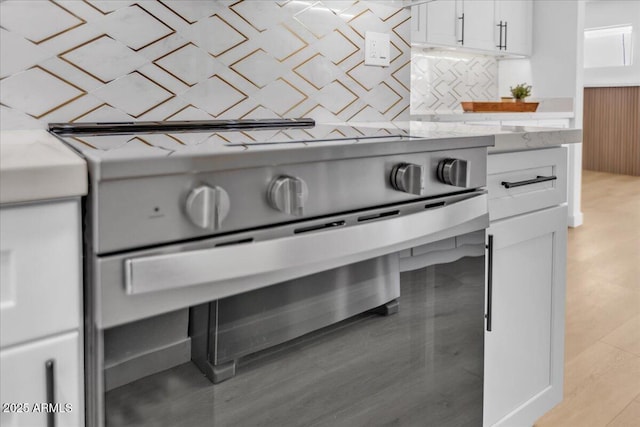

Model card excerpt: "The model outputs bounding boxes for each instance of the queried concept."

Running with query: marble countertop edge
[1,130,88,205]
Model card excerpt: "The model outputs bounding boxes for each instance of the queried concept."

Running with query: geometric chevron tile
[0,66,85,118]
[159,1,220,25]
[92,72,173,118]
[181,76,247,117]
[230,49,283,89]
[0,28,51,79]
[411,49,498,114]
[189,14,247,57]
[1,0,412,131]
[60,35,148,83]
[0,0,84,44]
[154,43,217,87]
[101,4,174,51]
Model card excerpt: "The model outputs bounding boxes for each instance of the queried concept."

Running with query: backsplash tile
[411,48,498,114]
[0,0,410,131]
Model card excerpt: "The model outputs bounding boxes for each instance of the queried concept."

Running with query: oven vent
[425,201,446,210]
[357,210,400,222]
[215,238,254,247]
[294,221,346,234]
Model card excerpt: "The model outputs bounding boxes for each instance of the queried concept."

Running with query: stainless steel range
[50,119,493,427]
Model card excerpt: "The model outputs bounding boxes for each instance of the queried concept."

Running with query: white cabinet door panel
[484,205,567,427]
[496,0,532,55]
[411,3,428,44]
[0,332,83,427]
[426,0,461,46]
[462,0,496,51]
[0,201,81,347]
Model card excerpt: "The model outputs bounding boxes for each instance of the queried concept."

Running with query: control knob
[437,158,470,188]
[391,163,424,195]
[268,176,308,216]
[185,185,230,230]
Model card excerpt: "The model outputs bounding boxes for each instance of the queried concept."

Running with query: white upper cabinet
[411,0,532,57]
[412,0,461,46]
[495,0,533,55]
[461,0,497,51]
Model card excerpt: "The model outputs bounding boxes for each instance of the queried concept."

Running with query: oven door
[105,249,485,427]
[91,190,488,427]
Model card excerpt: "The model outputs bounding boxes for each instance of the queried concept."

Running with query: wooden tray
[461,101,539,112]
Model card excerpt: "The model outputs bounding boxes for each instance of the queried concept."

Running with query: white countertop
[411,111,574,122]
[348,121,582,153]
[1,130,87,204]
[1,123,580,193]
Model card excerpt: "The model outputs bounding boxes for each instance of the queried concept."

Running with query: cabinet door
[424,0,461,47]
[0,332,83,427]
[484,205,566,427]
[411,3,428,44]
[462,0,496,51]
[496,0,532,55]
[0,200,81,347]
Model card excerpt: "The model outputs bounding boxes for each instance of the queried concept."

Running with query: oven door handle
[124,193,488,296]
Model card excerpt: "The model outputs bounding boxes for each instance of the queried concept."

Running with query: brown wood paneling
[583,86,640,176]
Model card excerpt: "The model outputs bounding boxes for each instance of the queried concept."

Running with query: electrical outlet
[364,31,390,67]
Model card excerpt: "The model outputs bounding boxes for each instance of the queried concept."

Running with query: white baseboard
[568,212,583,228]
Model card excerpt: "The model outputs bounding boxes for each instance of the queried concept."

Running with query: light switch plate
[364,31,390,67]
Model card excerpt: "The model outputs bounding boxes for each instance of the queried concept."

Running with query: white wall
[584,0,640,86]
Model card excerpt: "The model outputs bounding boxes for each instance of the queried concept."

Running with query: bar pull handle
[497,21,504,49]
[501,175,557,189]
[486,234,494,332]
[45,359,55,427]
[504,21,508,51]
[458,13,465,45]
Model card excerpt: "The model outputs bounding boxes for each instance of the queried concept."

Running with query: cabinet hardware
[504,21,508,50]
[486,234,494,332]
[497,21,504,49]
[45,359,55,427]
[458,13,465,45]
[501,175,557,189]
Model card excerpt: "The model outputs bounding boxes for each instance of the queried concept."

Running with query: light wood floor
[535,170,640,427]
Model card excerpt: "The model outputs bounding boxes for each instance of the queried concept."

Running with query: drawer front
[488,148,567,220]
[0,201,81,348]
[0,332,83,427]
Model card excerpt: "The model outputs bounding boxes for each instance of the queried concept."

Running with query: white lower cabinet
[484,205,567,427]
[0,199,84,426]
[0,332,83,427]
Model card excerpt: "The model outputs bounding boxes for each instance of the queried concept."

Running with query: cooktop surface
[48,119,495,179]
[50,119,411,154]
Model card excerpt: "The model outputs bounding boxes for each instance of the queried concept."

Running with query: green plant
[510,83,532,100]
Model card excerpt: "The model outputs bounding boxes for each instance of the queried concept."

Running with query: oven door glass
[104,249,485,427]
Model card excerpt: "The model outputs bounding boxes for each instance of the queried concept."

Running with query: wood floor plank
[535,342,640,427]
[564,278,639,362]
[601,315,640,357]
[606,400,640,427]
